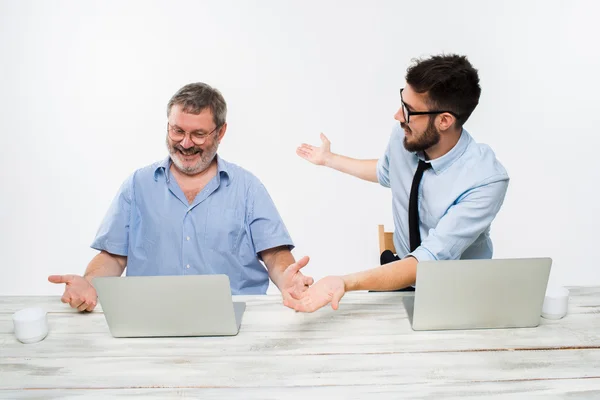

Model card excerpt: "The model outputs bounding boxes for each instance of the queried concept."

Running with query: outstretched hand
[296,133,332,166]
[48,274,97,312]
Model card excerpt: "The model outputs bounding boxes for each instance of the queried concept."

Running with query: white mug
[541,286,569,320]
[12,307,49,344]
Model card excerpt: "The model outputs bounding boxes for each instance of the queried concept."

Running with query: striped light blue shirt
[91,155,293,294]
[377,125,509,262]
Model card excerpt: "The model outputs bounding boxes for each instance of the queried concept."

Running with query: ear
[437,113,456,132]
[217,123,228,143]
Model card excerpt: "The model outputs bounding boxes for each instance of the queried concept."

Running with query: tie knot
[418,160,432,172]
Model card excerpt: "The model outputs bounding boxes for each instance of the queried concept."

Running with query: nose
[180,135,195,149]
[394,107,406,123]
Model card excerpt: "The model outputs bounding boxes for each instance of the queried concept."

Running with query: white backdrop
[1,0,599,295]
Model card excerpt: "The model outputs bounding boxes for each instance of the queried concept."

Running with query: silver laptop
[404,257,552,331]
[94,275,245,337]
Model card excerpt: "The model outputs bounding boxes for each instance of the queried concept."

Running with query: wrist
[269,270,285,290]
[342,274,357,292]
[83,274,95,285]
[323,152,336,168]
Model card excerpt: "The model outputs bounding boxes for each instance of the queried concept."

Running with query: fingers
[331,289,345,311]
[48,274,75,284]
[282,291,309,312]
[286,299,312,313]
[70,298,84,309]
[320,133,330,143]
[289,256,310,274]
[282,295,301,310]
[72,296,97,312]
[303,275,314,286]
[61,293,70,304]
[286,288,301,300]
[298,143,315,151]
[284,292,321,313]
[77,299,97,312]
[296,147,313,160]
[283,256,310,279]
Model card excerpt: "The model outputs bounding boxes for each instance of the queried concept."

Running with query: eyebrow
[400,90,416,111]
[403,100,416,111]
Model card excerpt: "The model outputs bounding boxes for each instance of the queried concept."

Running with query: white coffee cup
[12,307,49,344]
[541,286,569,320]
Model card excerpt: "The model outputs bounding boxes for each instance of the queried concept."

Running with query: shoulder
[129,158,170,182]
[219,157,266,192]
[461,134,509,186]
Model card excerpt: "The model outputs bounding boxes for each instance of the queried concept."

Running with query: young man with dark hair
[291,54,509,312]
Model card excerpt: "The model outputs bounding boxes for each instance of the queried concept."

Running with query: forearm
[262,247,295,290]
[83,251,127,284]
[324,154,379,183]
[342,257,418,291]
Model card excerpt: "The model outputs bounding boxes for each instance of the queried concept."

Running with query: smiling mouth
[177,149,201,157]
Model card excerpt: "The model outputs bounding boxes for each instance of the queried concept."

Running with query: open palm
[296,133,332,166]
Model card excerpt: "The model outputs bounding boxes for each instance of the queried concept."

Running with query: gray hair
[167,82,227,127]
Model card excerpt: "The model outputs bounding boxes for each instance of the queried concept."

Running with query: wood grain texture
[1,287,599,397]
[2,379,600,400]
[2,350,600,389]
[1,312,600,358]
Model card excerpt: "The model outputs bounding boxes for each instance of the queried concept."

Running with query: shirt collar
[153,156,172,182]
[216,154,231,186]
[416,128,472,174]
[153,154,231,186]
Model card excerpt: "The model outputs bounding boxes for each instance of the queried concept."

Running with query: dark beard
[402,117,440,152]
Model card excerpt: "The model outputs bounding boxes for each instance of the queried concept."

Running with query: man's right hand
[48,274,98,312]
[296,133,333,166]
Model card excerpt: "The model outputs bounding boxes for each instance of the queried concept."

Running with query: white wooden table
[1,288,599,399]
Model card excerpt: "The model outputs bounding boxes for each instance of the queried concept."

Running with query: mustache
[400,122,411,133]
[174,145,202,156]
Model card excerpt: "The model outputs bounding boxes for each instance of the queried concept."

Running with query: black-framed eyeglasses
[400,88,460,124]
[167,122,220,145]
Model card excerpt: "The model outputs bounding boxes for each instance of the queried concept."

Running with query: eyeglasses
[167,123,220,145]
[400,88,460,124]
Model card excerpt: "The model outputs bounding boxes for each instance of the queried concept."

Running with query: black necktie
[409,160,432,252]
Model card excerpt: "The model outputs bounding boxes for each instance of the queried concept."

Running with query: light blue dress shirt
[91,155,294,295]
[377,125,509,262]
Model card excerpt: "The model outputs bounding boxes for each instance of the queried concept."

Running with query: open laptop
[93,275,245,337]
[403,257,552,331]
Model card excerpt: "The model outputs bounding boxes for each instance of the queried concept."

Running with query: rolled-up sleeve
[377,139,392,188]
[409,176,509,262]
[247,182,294,255]
[90,174,134,256]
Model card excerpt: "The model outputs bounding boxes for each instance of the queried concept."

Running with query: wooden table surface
[1,288,599,399]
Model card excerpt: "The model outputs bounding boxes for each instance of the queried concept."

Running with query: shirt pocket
[204,208,244,253]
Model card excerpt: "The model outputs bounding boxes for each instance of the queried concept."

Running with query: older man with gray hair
[49,82,312,311]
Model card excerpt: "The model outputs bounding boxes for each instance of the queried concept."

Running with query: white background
[1,0,598,295]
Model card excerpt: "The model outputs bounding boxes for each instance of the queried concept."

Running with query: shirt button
[186,236,190,241]
[186,264,190,269]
